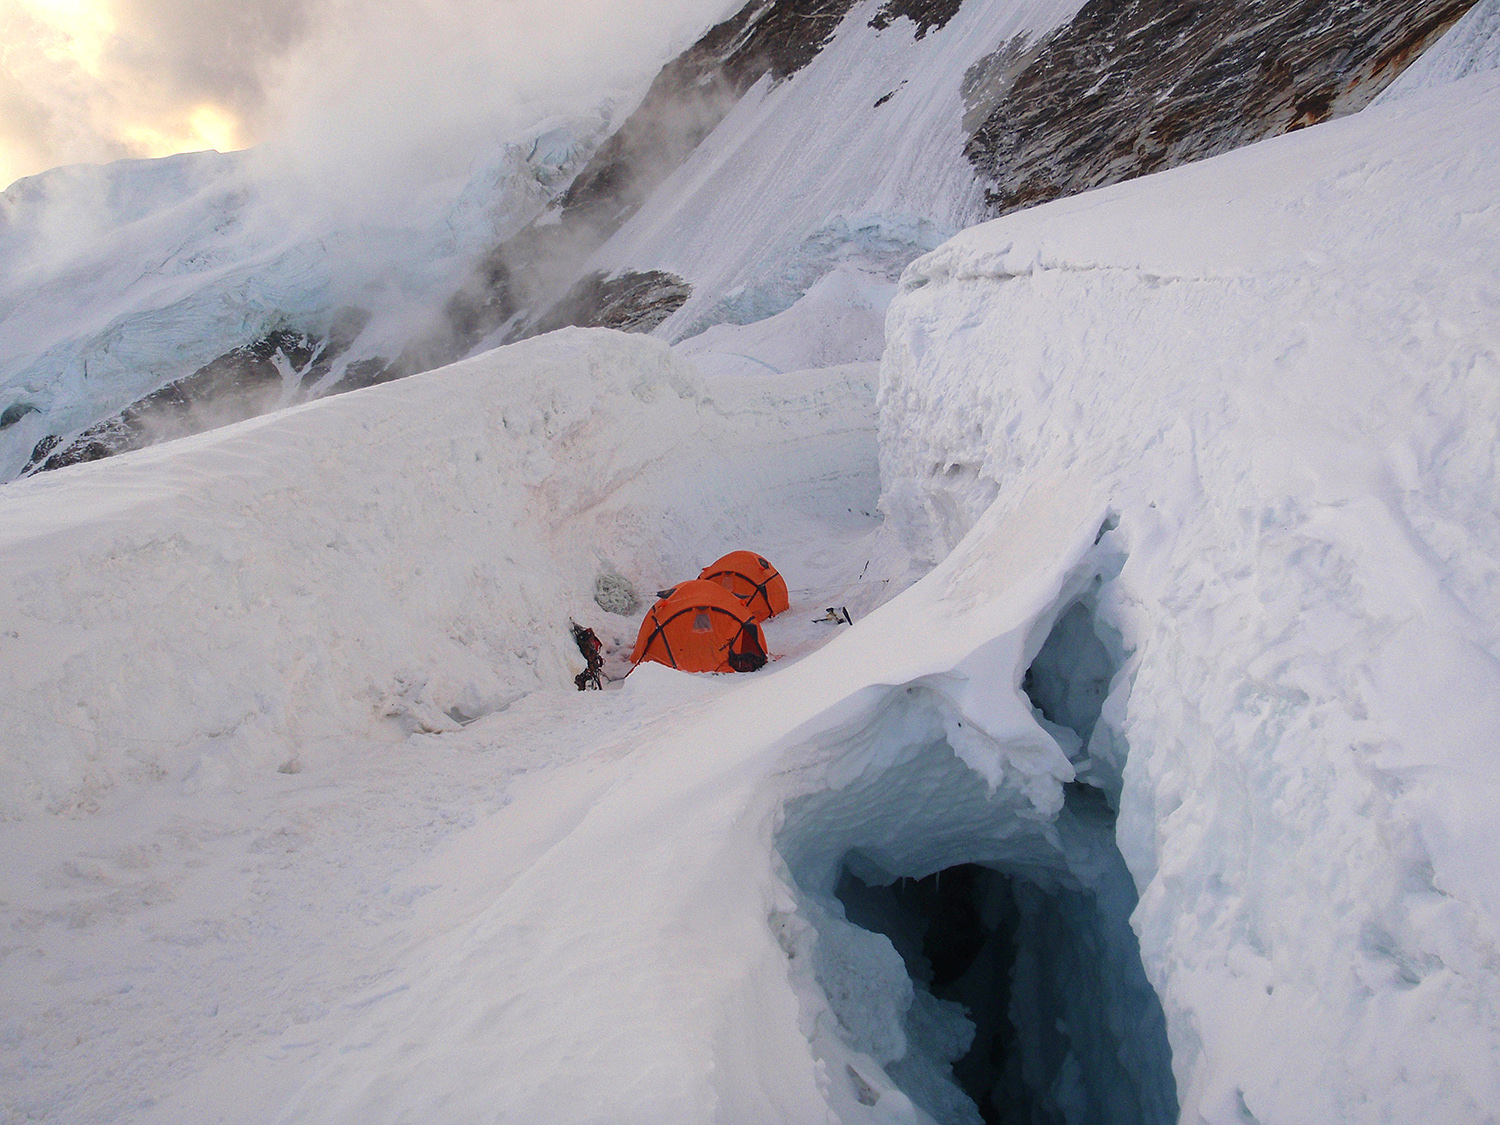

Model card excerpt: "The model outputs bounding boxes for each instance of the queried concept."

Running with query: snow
[0,327,880,820]
[588,0,1087,341]
[1374,0,1500,101]
[0,0,1087,481]
[3,13,1500,1125]
[882,67,1500,1120]
[673,265,896,378]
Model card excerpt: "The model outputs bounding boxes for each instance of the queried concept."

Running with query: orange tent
[630,579,768,673]
[698,550,789,622]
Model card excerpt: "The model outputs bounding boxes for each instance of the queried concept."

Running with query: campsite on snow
[3,0,1500,1122]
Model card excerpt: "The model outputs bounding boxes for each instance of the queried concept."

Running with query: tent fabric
[697,551,789,622]
[629,579,768,674]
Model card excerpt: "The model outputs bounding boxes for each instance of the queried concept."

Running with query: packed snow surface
[0,327,880,819]
[3,25,1500,1125]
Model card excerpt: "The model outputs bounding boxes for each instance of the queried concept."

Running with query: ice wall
[877,71,1500,1121]
[775,552,1177,1123]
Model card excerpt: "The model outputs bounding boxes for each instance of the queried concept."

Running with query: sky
[0,0,739,191]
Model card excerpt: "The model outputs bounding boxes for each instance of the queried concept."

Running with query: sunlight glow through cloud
[118,104,245,163]
[0,0,738,191]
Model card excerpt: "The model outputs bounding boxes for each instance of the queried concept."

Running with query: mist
[0,0,742,192]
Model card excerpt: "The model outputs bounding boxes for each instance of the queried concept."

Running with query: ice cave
[779,575,1178,1125]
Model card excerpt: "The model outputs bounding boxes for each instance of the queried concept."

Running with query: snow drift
[881,67,1500,1120]
[119,452,1160,1125]
[0,327,877,820]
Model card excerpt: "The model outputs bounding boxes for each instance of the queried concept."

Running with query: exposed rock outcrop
[25,331,329,475]
[868,0,966,39]
[965,0,1476,215]
[527,271,693,337]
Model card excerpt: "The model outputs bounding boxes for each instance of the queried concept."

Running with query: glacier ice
[775,530,1176,1124]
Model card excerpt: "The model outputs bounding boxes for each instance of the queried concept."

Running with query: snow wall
[878,69,1500,1121]
[0,328,875,819]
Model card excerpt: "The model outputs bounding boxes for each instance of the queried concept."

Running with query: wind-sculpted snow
[8,13,1500,1125]
[0,329,879,822]
[882,71,1500,1120]
[115,452,1157,1125]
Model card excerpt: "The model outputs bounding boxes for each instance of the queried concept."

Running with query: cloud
[0,0,300,185]
[0,0,741,191]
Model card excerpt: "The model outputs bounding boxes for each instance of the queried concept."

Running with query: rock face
[479,0,866,342]
[527,271,693,338]
[26,331,331,474]
[964,0,1475,215]
[868,0,967,39]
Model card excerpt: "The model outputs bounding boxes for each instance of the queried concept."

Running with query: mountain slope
[1,0,1475,483]
[506,0,1474,341]
[0,115,612,481]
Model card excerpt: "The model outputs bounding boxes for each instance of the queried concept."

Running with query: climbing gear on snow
[571,621,604,690]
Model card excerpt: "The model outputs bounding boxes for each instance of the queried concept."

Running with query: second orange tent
[697,550,789,622]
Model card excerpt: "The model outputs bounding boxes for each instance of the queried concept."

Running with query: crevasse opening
[777,566,1177,1124]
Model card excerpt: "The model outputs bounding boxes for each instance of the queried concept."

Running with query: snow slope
[2,0,1459,487]
[1375,0,1500,99]
[587,0,1085,341]
[133,472,1144,1125]
[0,328,880,822]
[882,67,1500,1120]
